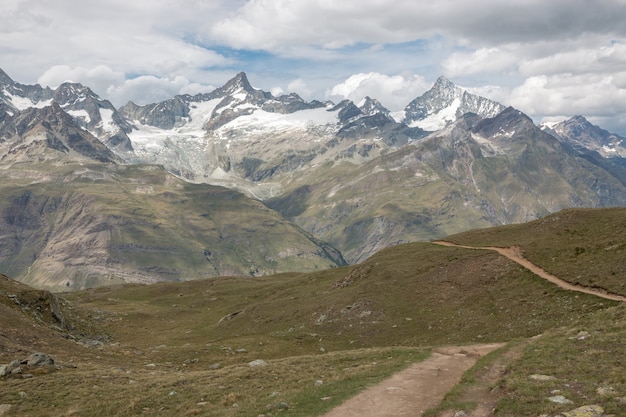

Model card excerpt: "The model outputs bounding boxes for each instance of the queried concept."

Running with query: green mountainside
[0,161,343,292]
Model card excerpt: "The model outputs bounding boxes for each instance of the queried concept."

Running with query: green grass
[446,207,626,296]
[495,303,626,417]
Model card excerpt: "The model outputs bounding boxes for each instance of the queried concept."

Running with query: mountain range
[1,67,626,289]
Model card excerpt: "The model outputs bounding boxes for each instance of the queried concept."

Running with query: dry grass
[1,207,624,416]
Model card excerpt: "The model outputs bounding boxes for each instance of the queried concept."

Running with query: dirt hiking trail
[320,241,624,417]
[434,241,626,302]
[319,344,503,417]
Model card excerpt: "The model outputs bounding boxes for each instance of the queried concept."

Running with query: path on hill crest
[433,241,626,302]
[319,344,503,417]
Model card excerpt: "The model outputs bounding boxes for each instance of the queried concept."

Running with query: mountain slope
[268,109,626,263]
[0,162,344,292]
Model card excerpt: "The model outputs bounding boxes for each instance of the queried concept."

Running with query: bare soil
[319,344,503,417]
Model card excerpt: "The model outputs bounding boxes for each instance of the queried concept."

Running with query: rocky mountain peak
[403,76,505,131]
[0,68,15,88]
[549,115,626,158]
[218,71,255,95]
[432,75,461,94]
[358,96,390,116]
[2,102,120,164]
[53,82,100,106]
[471,106,534,139]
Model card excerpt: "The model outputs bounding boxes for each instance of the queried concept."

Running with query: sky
[1,0,626,134]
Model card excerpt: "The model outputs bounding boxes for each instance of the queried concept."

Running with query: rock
[10,367,22,375]
[208,363,221,370]
[314,379,324,387]
[556,404,604,417]
[0,404,12,417]
[569,331,590,340]
[268,402,289,410]
[548,395,573,404]
[530,374,557,381]
[0,366,8,378]
[596,386,616,396]
[27,353,54,366]
[453,411,468,417]
[248,359,268,367]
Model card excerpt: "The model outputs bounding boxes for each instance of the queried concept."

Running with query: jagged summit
[0,67,15,87]
[1,102,120,164]
[216,71,255,95]
[402,76,505,131]
[358,96,390,116]
[432,75,460,92]
[548,115,626,159]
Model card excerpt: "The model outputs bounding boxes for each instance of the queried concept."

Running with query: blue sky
[2,0,626,134]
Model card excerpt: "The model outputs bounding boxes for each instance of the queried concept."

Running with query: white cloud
[210,0,626,52]
[38,65,125,96]
[287,79,313,100]
[107,75,213,106]
[442,48,518,77]
[518,42,626,76]
[510,73,626,120]
[328,72,430,111]
[2,0,626,133]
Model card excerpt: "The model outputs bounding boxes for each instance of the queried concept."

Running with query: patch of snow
[219,106,340,132]
[98,108,117,134]
[411,98,461,131]
[67,109,91,124]
[602,145,616,153]
[389,110,405,123]
[4,90,52,110]
[210,167,230,179]
[182,99,221,135]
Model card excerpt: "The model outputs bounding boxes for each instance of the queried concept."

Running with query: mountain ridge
[2,67,626,287]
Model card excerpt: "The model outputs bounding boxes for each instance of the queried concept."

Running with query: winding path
[319,241,624,417]
[433,241,626,302]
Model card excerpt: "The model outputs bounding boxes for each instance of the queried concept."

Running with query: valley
[0,208,624,416]
[1,65,625,416]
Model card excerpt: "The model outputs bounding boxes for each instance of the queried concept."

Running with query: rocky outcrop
[0,353,56,379]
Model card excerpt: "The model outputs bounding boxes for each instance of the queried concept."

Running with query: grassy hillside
[0,208,624,416]
[444,207,626,296]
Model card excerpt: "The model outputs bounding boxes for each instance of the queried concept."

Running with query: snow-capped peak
[402,76,505,131]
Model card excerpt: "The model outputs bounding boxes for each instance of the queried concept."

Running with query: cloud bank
[0,0,625,133]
